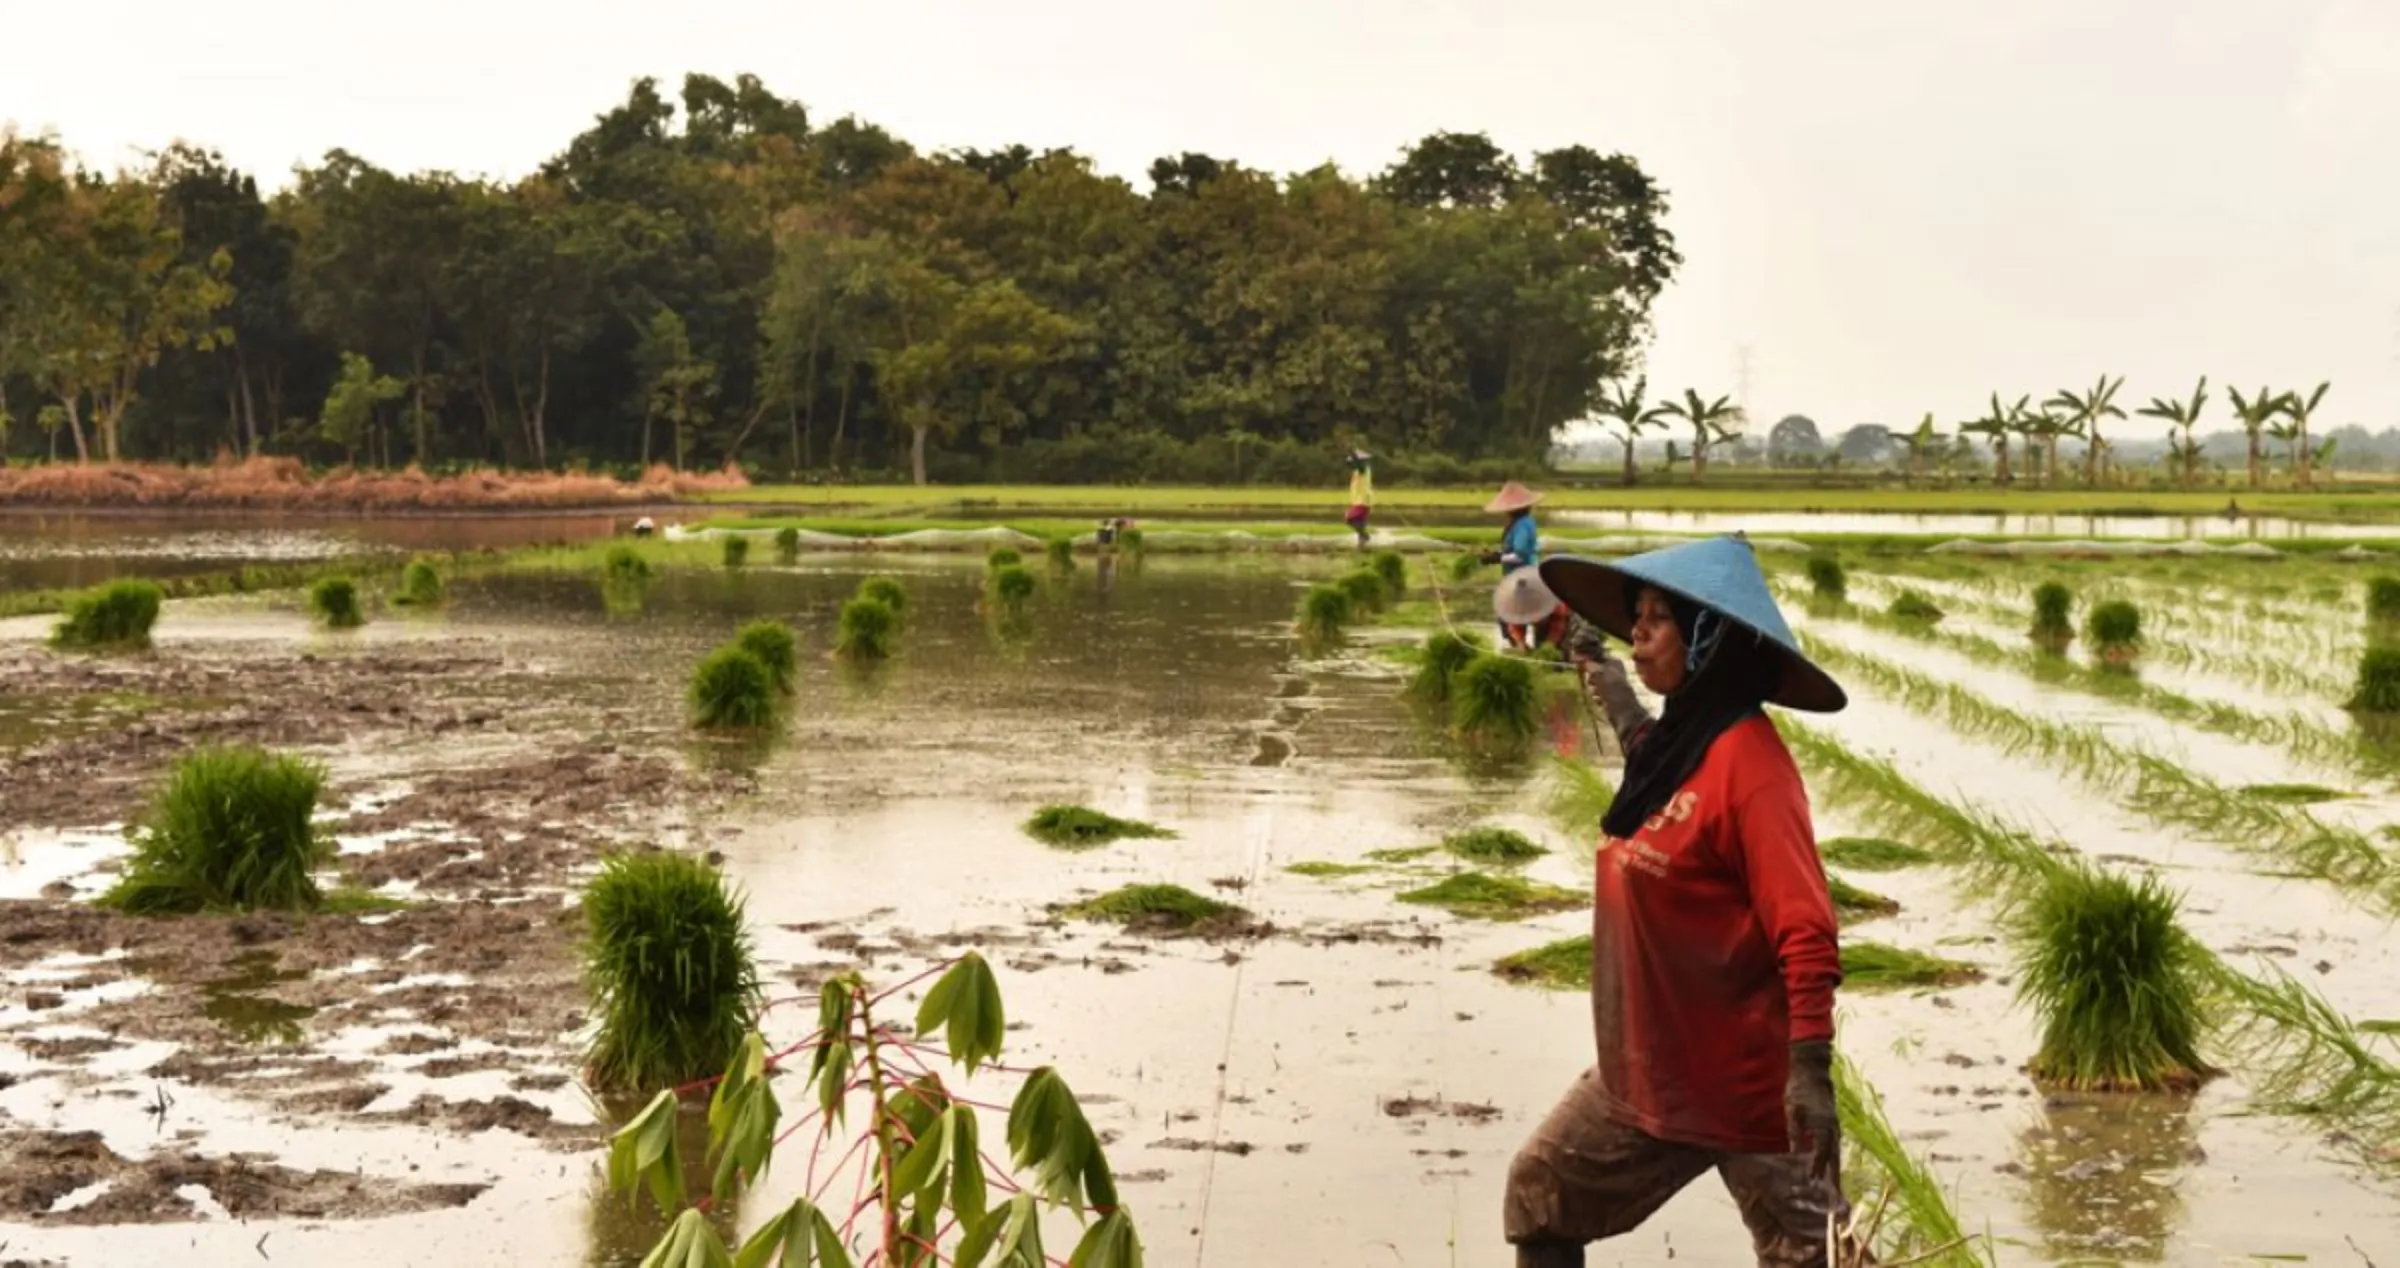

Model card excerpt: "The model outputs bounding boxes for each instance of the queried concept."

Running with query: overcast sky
[7,0,2397,438]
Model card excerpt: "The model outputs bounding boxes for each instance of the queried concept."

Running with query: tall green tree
[634,307,716,470]
[1960,393,2025,485]
[2284,381,2330,488]
[2136,377,2209,489]
[318,351,402,465]
[2226,385,2284,489]
[2045,375,2126,487]
[1656,389,1742,484]
[1596,376,1671,486]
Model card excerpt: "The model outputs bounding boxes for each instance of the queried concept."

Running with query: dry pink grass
[0,459,748,511]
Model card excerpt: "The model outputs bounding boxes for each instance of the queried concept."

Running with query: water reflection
[2011,1091,2199,1261]
[584,1098,740,1266]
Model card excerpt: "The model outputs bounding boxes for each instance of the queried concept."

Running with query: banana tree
[2045,375,2126,488]
[2135,376,2208,490]
[1897,413,1943,486]
[1596,376,1673,488]
[1959,393,2025,485]
[2284,381,2330,488]
[2226,385,2286,489]
[1657,389,1744,485]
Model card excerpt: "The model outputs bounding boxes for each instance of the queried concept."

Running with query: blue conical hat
[1537,535,1846,713]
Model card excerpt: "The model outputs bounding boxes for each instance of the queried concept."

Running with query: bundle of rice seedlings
[2369,576,2400,625]
[98,745,330,914]
[1064,883,1245,933]
[987,546,1023,571]
[733,620,798,694]
[2031,582,2075,647]
[581,851,760,1092]
[1442,827,1547,865]
[1820,837,1936,871]
[1046,536,1075,571]
[603,544,652,586]
[393,557,446,607]
[1492,935,1592,990]
[2086,600,2142,665]
[1023,805,1176,849]
[1298,584,1352,644]
[1448,551,1484,583]
[1828,875,1901,922]
[721,535,750,569]
[1397,872,1582,919]
[309,576,365,629]
[1806,556,1848,601]
[1336,569,1388,616]
[1841,941,1984,992]
[988,563,1038,614]
[2016,866,2214,1091]
[1370,550,1409,602]
[1887,589,1945,625]
[1451,654,1539,743]
[773,526,801,563]
[1408,630,1480,703]
[1832,1049,1989,1266]
[1545,756,1615,836]
[857,576,908,627]
[1120,527,1145,554]
[689,645,781,729]
[50,578,164,650]
[835,596,898,661]
[2349,646,2400,715]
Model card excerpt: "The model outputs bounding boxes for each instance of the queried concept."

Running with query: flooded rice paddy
[3,523,2400,1265]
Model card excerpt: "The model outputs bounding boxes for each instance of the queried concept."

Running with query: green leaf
[734,1197,853,1268]
[916,953,1007,1074]
[890,1104,953,1201]
[1007,1066,1105,1214]
[641,1208,734,1268]
[949,1105,988,1225]
[814,1037,852,1125]
[710,1033,780,1204]
[809,982,857,1125]
[609,1089,687,1218]
[1069,1211,1144,1268]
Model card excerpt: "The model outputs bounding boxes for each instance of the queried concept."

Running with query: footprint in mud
[1250,732,1294,767]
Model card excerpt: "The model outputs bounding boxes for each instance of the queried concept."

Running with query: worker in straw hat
[1482,481,1568,649]
[1343,449,1375,548]
[1504,534,1851,1268]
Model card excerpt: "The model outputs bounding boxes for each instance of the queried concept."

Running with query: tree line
[0,74,1682,485]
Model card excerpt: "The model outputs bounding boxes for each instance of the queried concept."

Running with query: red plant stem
[867,956,960,1007]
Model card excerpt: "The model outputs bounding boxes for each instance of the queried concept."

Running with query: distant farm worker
[1483,482,1568,649]
[631,516,656,538]
[1344,449,1375,548]
[1506,534,1852,1268]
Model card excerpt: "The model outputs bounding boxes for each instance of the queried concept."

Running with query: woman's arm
[1730,775,1842,1044]
[1567,624,1652,750]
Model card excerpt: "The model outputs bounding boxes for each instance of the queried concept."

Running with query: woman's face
[1628,588,1689,696]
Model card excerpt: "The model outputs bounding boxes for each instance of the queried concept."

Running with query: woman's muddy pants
[1505,1070,1838,1267]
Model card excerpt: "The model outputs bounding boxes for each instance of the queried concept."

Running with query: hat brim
[1536,556,1848,713]
[1493,568,1560,624]
[1484,491,1545,514]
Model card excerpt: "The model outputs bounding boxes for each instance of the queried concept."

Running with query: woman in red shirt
[1507,535,1851,1268]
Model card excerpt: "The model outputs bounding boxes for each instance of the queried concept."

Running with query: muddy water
[7,554,2400,1265]
[0,511,629,589]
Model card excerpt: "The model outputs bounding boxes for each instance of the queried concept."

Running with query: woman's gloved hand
[1785,1039,1840,1183]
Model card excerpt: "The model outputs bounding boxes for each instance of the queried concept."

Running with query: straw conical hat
[1493,567,1560,625]
[1485,482,1544,514]
[1538,535,1846,713]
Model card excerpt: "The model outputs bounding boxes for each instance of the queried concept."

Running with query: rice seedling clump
[1806,556,1848,600]
[1493,935,1592,990]
[98,745,331,914]
[1285,861,1379,878]
[309,576,365,629]
[987,545,1023,571]
[857,576,909,626]
[1370,550,1409,602]
[1828,875,1900,922]
[721,535,750,569]
[1023,804,1176,849]
[393,557,446,607]
[1409,630,1481,703]
[1298,583,1352,644]
[604,544,652,585]
[1064,883,1245,932]
[2348,646,2400,714]
[2369,576,2400,625]
[1819,837,1936,871]
[689,645,781,729]
[988,563,1038,612]
[581,850,760,1092]
[836,596,899,661]
[2031,582,2075,646]
[1451,653,1539,743]
[1366,845,1440,864]
[1442,826,1547,865]
[1397,872,1583,919]
[773,525,801,563]
[2015,866,2213,1091]
[1046,535,1076,571]
[2237,783,2351,805]
[51,578,164,650]
[734,619,799,694]
[1840,941,1984,992]
[1336,569,1388,616]
[1887,589,1945,624]
[2086,599,2142,664]
[1448,551,1484,583]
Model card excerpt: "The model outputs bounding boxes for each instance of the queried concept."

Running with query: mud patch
[1380,1094,1504,1124]
[0,1129,487,1223]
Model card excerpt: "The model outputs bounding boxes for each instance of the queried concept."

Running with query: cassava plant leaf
[709,1032,780,1203]
[608,1089,687,1217]
[958,1193,1046,1268]
[1069,1210,1145,1268]
[1007,1066,1108,1214]
[916,953,1007,1073]
[890,1104,954,1203]
[733,1197,853,1268]
[641,1208,735,1268]
[950,1105,988,1225]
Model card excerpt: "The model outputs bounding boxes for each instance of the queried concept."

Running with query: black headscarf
[1599,588,1785,841]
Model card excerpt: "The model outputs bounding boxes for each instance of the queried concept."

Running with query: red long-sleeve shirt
[1587,712,1843,1154]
